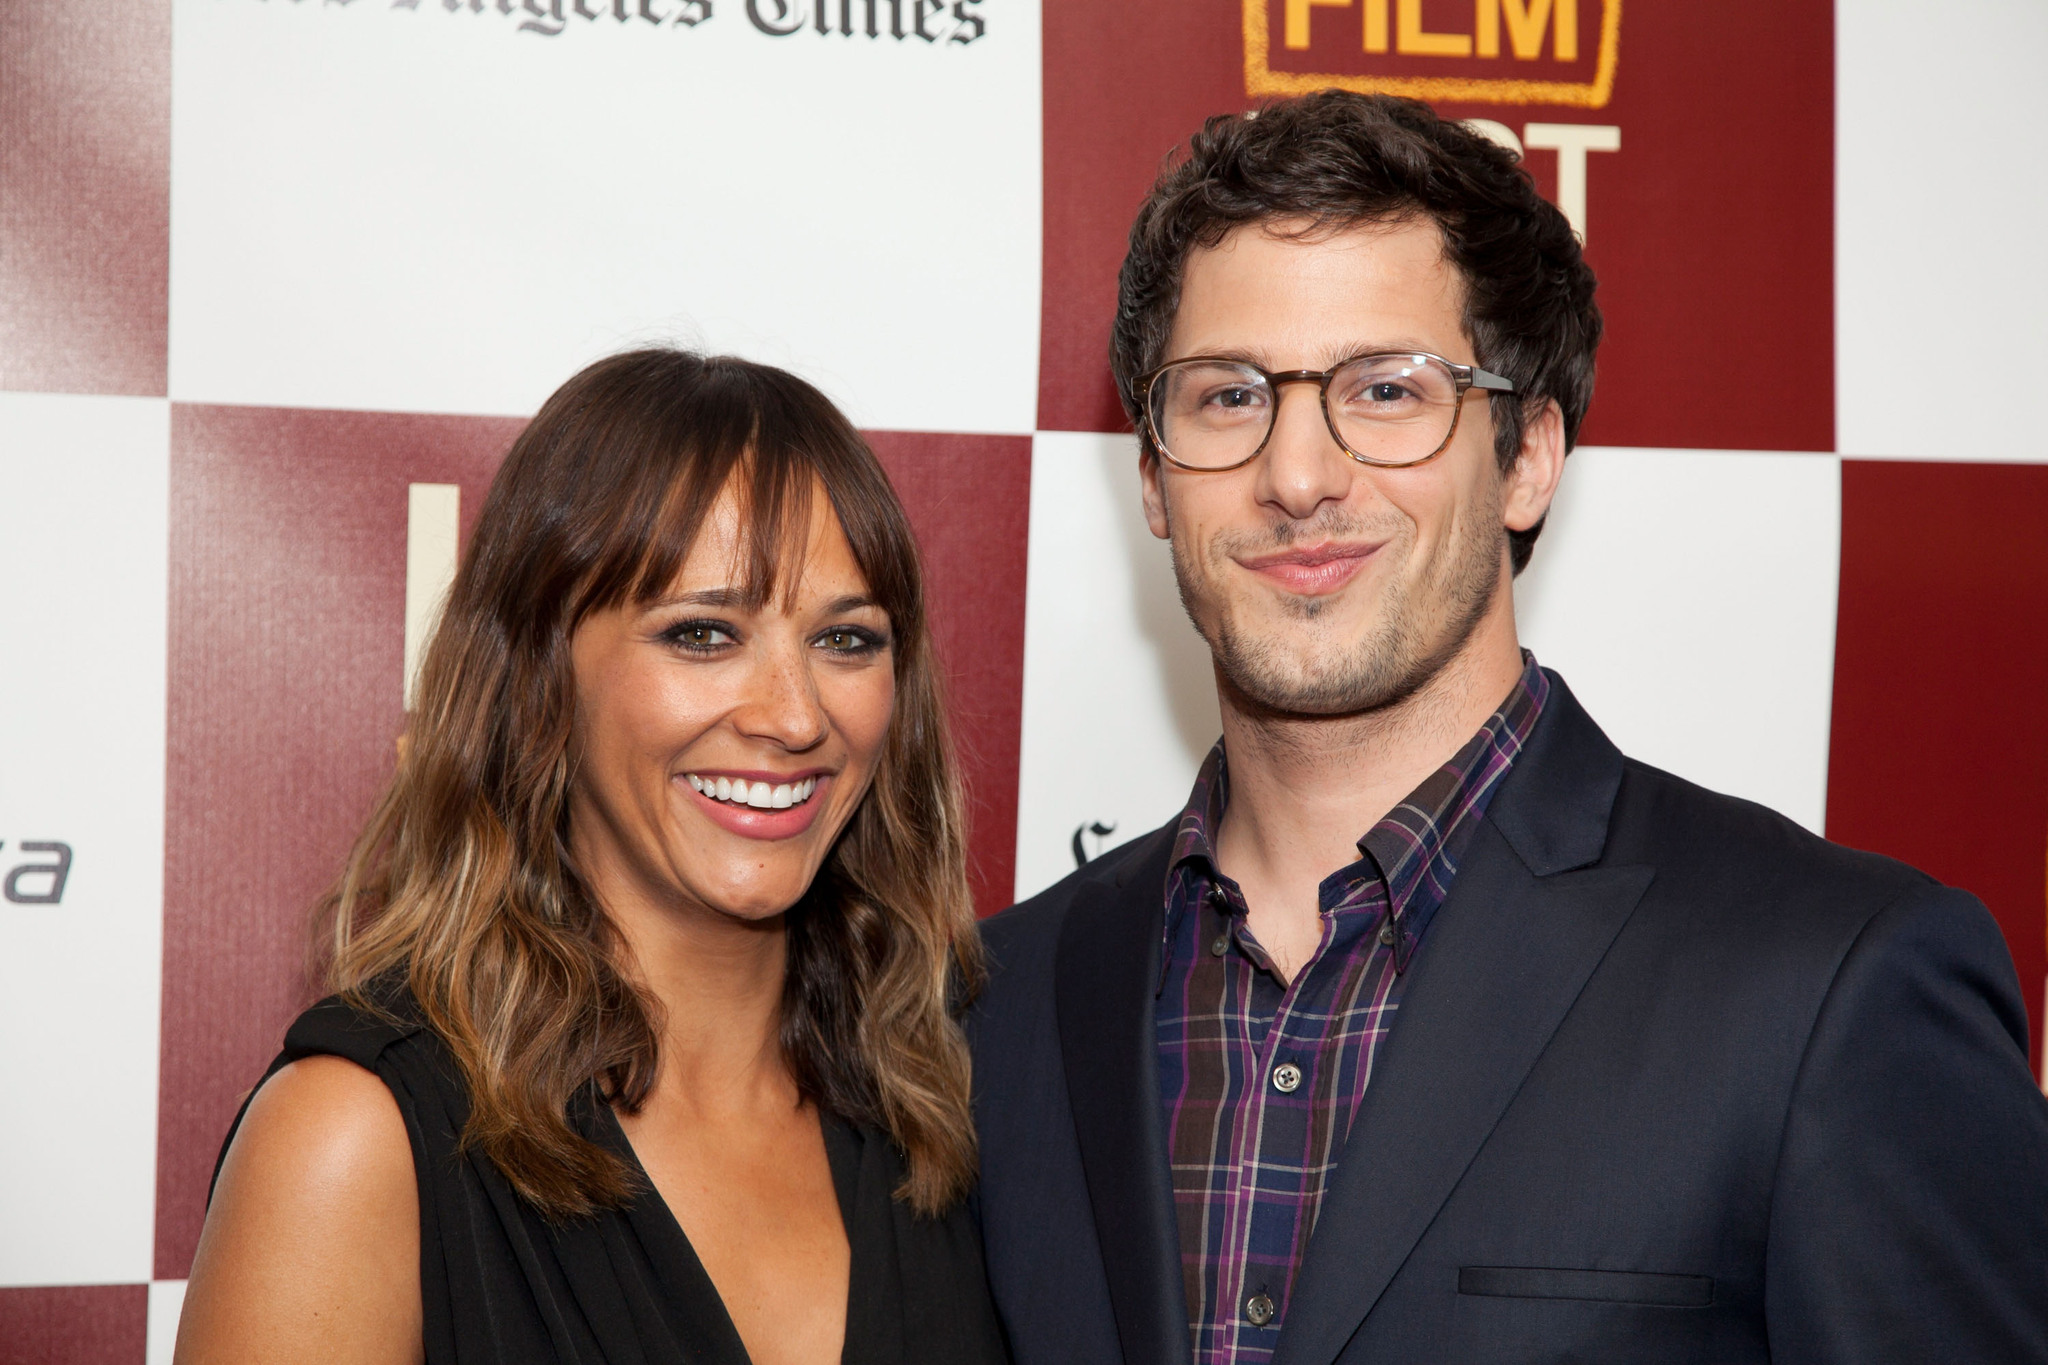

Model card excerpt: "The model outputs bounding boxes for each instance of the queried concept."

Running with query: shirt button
[1210,935,1229,957]
[1245,1291,1276,1326]
[1271,1062,1303,1094]
[1379,922,1398,946]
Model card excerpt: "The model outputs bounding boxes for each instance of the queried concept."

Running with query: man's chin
[1229,670,1423,719]
[1212,625,1425,720]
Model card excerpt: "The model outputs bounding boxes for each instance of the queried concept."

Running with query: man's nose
[1254,381,1354,521]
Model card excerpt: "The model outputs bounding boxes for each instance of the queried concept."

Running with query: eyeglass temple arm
[1468,366,1516,393]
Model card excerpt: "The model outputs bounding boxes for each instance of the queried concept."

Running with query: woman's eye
[662,621,736,651]
[815,627,884,655]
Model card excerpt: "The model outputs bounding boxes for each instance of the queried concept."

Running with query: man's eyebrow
[1175,340,1448,368]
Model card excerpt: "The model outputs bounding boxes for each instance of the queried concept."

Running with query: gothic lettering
[862,0,904,39]
[747,0,805,33]
[521,0,567,33]
[1070,821,1118,868]
[308,0,978,40]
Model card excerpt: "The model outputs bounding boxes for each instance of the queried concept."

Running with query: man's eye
[1208,386,1263,409]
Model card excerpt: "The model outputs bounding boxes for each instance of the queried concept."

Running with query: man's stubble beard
[1168,492,1507,720]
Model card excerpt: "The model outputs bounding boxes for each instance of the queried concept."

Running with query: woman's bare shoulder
[227,1055,413,1185]
[176,1056,423,1365]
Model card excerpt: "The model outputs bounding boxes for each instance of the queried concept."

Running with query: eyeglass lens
[1147,355,1467,469]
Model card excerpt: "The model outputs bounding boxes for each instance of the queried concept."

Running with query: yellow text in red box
[1244,0,1621,108]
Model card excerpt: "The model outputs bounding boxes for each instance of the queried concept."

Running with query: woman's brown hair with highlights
[319,348,982,1219]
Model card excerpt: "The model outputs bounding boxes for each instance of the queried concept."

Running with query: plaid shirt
[1155,658,1549,1365]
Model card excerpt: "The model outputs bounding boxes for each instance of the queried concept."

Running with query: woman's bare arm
[174,1056,424,1365]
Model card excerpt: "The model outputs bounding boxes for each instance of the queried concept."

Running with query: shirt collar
[1167,740,1230,883]
[1161,653,1550,968]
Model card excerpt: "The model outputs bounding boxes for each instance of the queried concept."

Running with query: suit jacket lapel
[1272,675,1654,1365]
[1055,828,1194,1365]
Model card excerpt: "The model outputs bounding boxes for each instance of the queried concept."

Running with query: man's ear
[1504,399,1567,533]
[1139,447,1172,540]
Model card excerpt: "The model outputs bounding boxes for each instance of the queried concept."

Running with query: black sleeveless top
[216,992,1010,1365]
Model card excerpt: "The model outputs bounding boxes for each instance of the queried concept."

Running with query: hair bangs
[560,363,827,627]
[618,362,926,662]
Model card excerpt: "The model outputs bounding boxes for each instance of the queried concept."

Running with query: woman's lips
[1237,542,1379,596]
[681,773,832,841]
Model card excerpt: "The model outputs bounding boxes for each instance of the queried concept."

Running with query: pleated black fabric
[215,991,1010,1365]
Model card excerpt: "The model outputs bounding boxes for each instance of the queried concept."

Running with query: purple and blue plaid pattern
[1154,658,1549,1365]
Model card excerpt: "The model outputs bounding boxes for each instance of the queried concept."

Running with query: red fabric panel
[866,432,1032,917]
[1039,0,1242,437]
[157,405,520,1278]
[0,1285,147,1365]
[1828,460,2048,1074]
[1039,0,1832,453]
[0,0,169,395]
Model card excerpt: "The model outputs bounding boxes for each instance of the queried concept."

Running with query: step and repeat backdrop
[3,0,2045,1357]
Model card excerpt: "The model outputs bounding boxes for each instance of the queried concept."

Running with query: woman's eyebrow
[653,586,750,609]
[651,588,882,614]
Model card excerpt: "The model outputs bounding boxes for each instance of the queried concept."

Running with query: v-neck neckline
[591,1099,864,1365]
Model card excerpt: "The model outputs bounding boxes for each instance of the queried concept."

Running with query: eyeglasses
[1136,351,1516,472]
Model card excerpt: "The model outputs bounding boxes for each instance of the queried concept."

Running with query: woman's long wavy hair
[322,349,982,1219]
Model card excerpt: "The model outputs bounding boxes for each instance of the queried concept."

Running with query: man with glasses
[971,91,2048,1364]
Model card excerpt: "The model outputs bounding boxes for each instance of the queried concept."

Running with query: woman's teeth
[686,774,818,810]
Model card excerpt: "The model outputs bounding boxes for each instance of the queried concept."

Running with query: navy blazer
[969,672,2048,1365]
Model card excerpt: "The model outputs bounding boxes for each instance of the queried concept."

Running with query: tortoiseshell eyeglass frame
[1135,351,1517,472]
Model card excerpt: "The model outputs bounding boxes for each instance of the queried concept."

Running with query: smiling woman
[174,350,1007,1365]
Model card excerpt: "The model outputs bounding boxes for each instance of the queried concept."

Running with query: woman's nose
[730,641,830,752]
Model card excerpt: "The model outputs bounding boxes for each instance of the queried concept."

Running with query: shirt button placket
[1207,885,1231,958]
